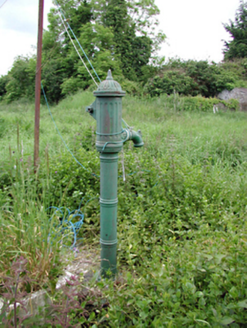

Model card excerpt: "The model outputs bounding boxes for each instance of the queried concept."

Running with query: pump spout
[123,128,144,147]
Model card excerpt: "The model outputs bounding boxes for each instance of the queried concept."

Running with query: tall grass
[0,91,247,325]
[0,150,63,291]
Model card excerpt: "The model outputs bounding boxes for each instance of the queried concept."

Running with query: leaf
[204,254,213,261]
[212,308,217,317]
[237,299,247,308]
[220,317,235,325]
[89,311,96,321]
[215,254,226,263]
[227,302,237,309]
[195,319,210,326]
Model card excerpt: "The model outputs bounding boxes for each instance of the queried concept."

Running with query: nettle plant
[0,257,33,327]
[0,256,110,327]
[0,89,247,326]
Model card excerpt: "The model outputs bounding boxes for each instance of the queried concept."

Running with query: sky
[0,0,242,77]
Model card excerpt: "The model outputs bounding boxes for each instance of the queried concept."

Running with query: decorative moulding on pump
[94,70,126,97]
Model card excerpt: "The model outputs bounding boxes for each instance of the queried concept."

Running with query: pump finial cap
[93,69,125,96]
[106,69,113,80]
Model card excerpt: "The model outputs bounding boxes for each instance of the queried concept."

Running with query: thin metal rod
[34,0,44,169]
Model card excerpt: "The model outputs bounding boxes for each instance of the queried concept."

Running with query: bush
[182,96,239,112]
[144,70,199,97]
[1,92,247,327]
[0,75,9,100]
[144,59,247,98]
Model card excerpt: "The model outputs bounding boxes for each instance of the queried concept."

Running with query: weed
[0,92,247,326]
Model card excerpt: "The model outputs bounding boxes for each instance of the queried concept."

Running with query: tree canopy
[223,0,247,60]
[0,0,165,103]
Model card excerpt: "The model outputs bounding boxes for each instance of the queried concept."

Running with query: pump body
[86,70,143,276]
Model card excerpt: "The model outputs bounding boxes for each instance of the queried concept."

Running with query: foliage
[0,75,9,101]
[0,257,33,327]
[0,155,63,291]
[145,93,239,112]
[4,56,36,103]
[0,91,247,326]
[41,0,95,102]
[92,0,165,53]
[181,96,239,112]
[112,75,142,96]
[101,0,152,81]
[185,60,235,96]
[219,58,247,87]
[144,59,245,98]
[0,261,108,327]
[0,0,165,103]
[223,0,247,60]
[144,70,198,97]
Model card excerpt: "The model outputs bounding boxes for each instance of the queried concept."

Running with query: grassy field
[0,91,247,327]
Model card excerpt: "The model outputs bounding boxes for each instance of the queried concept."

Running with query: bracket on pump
[86,100,97,120]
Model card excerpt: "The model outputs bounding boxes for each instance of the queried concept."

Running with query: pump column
[86,70,144,278]
[94,70,125,277]
[100,153,118,275]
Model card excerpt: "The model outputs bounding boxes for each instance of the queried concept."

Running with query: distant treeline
[0,0,247,103]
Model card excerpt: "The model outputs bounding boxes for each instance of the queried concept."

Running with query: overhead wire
[39,1,152,250]
[0,0,8,9]
[57,10,99,87]
[42,1,139,178]
[41,82,99,178]
[55,0,132,133]
[54,0,101,84]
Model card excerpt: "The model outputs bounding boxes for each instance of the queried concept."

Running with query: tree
[102,0,138,80]
[92,0,165,80]
[0,75,9,99]
[61,22,123,93]
[223,1,247,60]
[4,56,36,102]
[92,0,165,51]
[0,0,165,103]
[50,0,164,84]
[40,0,94,102]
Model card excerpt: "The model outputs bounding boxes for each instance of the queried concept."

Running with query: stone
[218,88,247,111]
[215,103,228,111]
[0,248,100,321]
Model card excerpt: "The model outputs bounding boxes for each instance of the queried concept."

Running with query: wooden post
[34,0,44,170]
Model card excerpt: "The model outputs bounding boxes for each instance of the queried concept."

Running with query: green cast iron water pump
[86,70,144,277]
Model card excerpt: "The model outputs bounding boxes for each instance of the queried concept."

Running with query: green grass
[0,92,247,326]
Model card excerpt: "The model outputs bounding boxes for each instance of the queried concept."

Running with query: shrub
[182,96,239,112]
[144,70,199,97]
[144,59,247,98]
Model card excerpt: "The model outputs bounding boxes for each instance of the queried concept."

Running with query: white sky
[0,0,241,77]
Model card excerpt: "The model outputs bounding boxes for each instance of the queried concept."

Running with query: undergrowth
[0,91,247,327]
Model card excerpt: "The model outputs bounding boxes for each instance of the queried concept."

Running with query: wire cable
[54,0,101,84]
[122,118,131,129]
[41,82,99,178]
[55,0,101,83]
[0,0,8,9]
[54,1,132,134]
[57,10,99,87]
[47,196,97,249]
